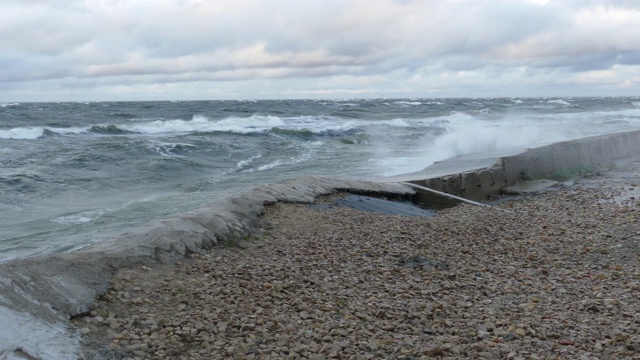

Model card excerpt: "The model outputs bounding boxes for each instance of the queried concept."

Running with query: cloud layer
[2,0,639,101]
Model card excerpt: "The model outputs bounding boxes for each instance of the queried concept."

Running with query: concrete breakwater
[384,129,640,203]
[1,130,640,359]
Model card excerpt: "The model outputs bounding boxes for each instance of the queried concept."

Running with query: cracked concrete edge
[0,176,414,360]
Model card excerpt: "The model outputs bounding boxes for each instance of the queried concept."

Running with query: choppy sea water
[1,97,640,261]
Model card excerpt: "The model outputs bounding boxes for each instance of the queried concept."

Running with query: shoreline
[1,133,640,359]
[75,162,640,359]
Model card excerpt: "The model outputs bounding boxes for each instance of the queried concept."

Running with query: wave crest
[0,127,45,140]
[89,124,133,135]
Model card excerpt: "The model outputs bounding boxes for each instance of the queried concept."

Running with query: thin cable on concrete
[400,182,513,213]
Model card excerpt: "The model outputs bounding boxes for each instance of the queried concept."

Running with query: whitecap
[51,209,109,225]
[251,142,322,172]
[0,127,45,140]
[148,141,197,157]
[235,153,263,170]
[212,115,286,134]
[48,126,88,135]
[121,115,286,135]
[379,118,411,127]
[394,101,422,106]
[547,99,571,106]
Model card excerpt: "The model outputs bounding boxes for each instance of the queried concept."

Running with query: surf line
[399,182,512,213]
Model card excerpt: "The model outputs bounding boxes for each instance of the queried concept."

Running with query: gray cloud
[1,0,639,101]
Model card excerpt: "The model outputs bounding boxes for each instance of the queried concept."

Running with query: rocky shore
[75,160,640,359]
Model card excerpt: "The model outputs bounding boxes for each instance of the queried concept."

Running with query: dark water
[1,97,639,261]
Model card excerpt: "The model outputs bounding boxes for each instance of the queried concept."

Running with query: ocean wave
[89,124,133,135]
[109,112,137,118]
[123,115,286,135]
[50,127,87,135]
[250,141,323,172]
[270,127,315,138]
[0,115,363,140]
[547,99,571,106]
[394,101,422,106]
[0,103,20,108]
[148,142,198,157]
[0,125,88,139]
[380,119,411,127]
[216,152,269,177]
[374,112,573,177]
[0,173,46,193]
[431,121,564,160]
[340,133,370,144]
[234,153,263,171]
[51,209,109,225]
[631,101,640,109]
[0,127,45,140]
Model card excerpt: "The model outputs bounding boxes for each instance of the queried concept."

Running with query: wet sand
[75,159,640,359]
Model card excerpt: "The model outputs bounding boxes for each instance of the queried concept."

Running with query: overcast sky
[1,0,639,101]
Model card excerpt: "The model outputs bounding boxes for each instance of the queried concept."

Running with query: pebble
[72,163,640,359]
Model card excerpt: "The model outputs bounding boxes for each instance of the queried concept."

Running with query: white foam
[50,127,87,135]
[235,153,263,170]
[51,209,108,225]
[547,99,571,106]
[429,121,566,162]
[252,142,322,172]
[213,115,285,133]
[282,116,358,134]
[0,127,44,140]
[123,115,215,134]
[148,142,197,157]
[0,103,19,108]
[255,159,286,171]
[0,126,89,139]
[120,115,291,135]
[373,112,576,176]
[379,118,411,127]
[394,101,421,105]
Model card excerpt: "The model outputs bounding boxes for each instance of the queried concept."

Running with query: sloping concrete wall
[406,130,640,202]
[408,164,506,204]
[501,130,640,185]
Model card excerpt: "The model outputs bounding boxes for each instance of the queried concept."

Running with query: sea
[1,97,640,262]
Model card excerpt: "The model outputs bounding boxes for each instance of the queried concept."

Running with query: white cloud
[1,0,639,100]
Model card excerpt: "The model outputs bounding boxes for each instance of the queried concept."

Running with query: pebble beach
[75,160,640,360]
